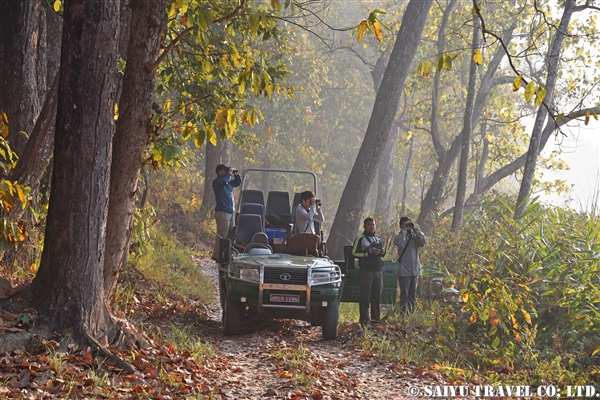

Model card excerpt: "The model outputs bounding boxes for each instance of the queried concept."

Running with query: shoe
[371,319,383,325]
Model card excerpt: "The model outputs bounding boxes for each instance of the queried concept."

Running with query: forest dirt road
[197,257,467,400]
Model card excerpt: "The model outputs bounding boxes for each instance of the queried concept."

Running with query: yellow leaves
[373,21,383,42]
[512,75,523,92]
[470,313,477,324]
[207,125,217,146]
[357,21,368,43]
[53,0,61,12]
[473,49,483,65]
[270,0,281,12]
[585,111,591,125]
[520,309,532,325]
[215,109,227,131]
[113,104,119,121]
[29,263,38,274]
[0,111,8,138]
[524,81,535,102]
[534,86,546,107]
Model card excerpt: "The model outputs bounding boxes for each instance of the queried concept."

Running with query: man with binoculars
[212,164,242,261]
[394,216,428,313]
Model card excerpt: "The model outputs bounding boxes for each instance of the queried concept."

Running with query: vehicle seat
[245,232,273,254]
[266,190,291,216]
[240,202,265,228]
[285,232,321,257]
[233,214,263,251]
[240,189,265,207]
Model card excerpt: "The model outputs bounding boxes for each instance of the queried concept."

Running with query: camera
[316,199,322,207]
[232,169,239,175]
[407,221,415,229]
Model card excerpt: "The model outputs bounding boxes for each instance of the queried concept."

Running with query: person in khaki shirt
[394,216,427,313]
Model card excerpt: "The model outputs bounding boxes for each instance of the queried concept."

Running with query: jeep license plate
[270,294,300,303]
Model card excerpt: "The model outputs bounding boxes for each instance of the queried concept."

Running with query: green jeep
[217,168,397,340]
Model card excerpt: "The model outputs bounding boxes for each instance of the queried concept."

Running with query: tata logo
[280,273,292,281]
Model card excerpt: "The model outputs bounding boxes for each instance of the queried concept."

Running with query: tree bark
[30,0,120,342]
[375,124,399,219]
[451,13,481,231]
[514,0,576,219]
[326,0,434,260]
[0,0,43,156]
[401,133,415,217]
[104,0,167,300]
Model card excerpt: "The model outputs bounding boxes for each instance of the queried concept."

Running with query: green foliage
[424,194,600,378]
[129,223,213,303]
[154,0,295,157]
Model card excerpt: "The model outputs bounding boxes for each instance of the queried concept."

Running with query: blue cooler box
[265,228,287,248]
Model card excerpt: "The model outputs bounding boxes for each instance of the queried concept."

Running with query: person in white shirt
[293,190,324,235]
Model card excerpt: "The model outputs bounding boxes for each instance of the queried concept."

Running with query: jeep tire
[321,299,339,340]
[223,295,241,336]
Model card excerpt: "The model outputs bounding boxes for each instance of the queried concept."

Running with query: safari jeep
[216,168,398,340]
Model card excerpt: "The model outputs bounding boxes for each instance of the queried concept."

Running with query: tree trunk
[327,0,434,260]
[514,0,576,219]
[451,13,481,231]
[374,124,399,219]
[401,133,415,217]
[30,0,120,342]
[104,0,167,300]
[0,0,43,156]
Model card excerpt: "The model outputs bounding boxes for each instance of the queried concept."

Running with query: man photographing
[212,164,241,261]
[394,216,427,313]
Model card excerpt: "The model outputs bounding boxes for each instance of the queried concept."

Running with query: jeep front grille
[264,268,308,285]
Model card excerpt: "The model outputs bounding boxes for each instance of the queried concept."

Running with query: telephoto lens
[316,199,322,207]
[407,221,415,229]
[232,169,239,174]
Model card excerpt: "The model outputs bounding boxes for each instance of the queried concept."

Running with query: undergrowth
[356,194,600,387]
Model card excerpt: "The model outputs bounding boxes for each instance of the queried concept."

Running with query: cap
[215,164,230,174]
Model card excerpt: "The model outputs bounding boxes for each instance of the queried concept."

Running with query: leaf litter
[0,256,475,399]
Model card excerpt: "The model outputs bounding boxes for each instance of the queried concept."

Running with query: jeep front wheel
[321,299,339,340]
[223,295,241,336]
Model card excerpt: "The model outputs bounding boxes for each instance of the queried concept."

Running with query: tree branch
[147,0,246,72]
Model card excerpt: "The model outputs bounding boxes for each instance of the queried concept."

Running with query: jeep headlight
[311,271,333,284]
[239,268,259,282]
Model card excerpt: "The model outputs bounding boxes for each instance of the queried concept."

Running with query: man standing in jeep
[352,217,386,326]
[212,164,241,261]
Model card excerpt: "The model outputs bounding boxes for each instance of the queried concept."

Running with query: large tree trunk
[374,124,399,219]
[30,0,120,342]
[401,133,415,217]
[0,0,43,156]
[104,0,167,300]
[514,0,576,218]
[451,13,481,231]
[326,0,434,259]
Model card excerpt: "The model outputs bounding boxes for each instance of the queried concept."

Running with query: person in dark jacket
[352,217,386,326]
[212,164,241,260]
[394,216,427,313]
